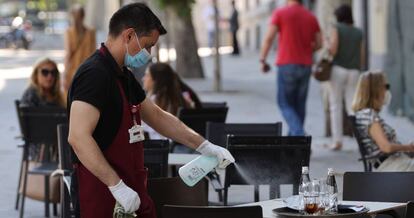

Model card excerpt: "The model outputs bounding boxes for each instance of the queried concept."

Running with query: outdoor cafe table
[239,199,406,218]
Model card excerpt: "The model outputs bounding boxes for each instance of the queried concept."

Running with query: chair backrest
[177,107,228,137]
[343,172,414,202]
[143,140,170,178]
[225,136,311,188]
[57,124,79,218]
[162,205,263,218]
[348,116,371,172]
[18,106,67,145]
[14,100,24,135]
[147,177,208,218]
[206,122,282,147]
[406,201,414,218]
[201,101,227,108]
[57,124,72,171]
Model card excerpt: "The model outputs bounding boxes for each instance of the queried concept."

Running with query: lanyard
[130,104,140,125]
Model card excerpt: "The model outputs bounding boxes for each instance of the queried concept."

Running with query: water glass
[318,179,330,213]
[303,179,320,215]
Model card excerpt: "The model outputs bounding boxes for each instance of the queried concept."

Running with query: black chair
[147,177,208,218]
[14,100,24,210]
[143,140,170,178]
[206,122,283,146]
[223,136,311,205]
[348,116,388,172]
[173,107,228,153]
[343,172,414,218]
[343,172,414,202]
[205,122,283,202]
[201,101,227,108]
[17,105,67,218]
[177,107,228,138]
[56,124,79,218]
[406,201,414,218]
[162,205,263,218]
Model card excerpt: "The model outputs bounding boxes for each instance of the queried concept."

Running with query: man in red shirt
[259,0,321,136]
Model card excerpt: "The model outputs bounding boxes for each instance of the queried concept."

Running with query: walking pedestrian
[259,0,322,136]
[63,4,96,94]
[203,0,217,49]
[229,0,240,55]
[326,4,364,150]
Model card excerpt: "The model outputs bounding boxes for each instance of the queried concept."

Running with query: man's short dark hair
[109,3,167,37]
[335,4,354,25]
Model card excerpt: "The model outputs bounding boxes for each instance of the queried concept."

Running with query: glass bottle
[326,168,338,213]
[298,166,311,213]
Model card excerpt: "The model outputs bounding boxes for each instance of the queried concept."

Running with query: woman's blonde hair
[352,71,387,112]
[30,57,65,107]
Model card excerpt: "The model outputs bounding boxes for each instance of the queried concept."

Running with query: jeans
[277,64,311,136]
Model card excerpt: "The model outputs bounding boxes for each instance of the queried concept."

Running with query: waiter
[67,3,235,218]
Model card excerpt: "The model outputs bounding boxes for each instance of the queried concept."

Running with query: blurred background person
[203,0,217,49]
[19,57,63,210]
[229,0,240,55]
[21,57,65,108]
[326,4,364,150]
[142,63,199,139]
[260,0,322,136]
[353,72,414,171]
[63,4,96,94]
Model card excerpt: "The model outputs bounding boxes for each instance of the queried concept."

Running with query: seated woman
[19,57,64,205]
[353,71,414,171]
[21,58,65,108]
[142,63,198,139]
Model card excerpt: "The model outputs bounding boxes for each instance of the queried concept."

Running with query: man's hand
[260,61,271,73]
[196,140,235,168]
[109,180,140,213]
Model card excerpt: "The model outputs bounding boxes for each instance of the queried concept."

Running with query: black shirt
[21,86,62,107]
[68,43,146,153]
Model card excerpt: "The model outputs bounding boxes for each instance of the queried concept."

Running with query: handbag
[313,50,333,82]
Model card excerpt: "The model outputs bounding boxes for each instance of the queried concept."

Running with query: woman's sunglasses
[40,68,58,77]
[385,83,390,90]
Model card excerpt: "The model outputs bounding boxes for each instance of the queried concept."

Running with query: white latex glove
[108,180,140,213]
[196,140,235,168]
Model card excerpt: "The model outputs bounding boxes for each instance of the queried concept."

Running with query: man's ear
[122,28,134,43]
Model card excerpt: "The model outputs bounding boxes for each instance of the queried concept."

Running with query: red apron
[75,80,156,218]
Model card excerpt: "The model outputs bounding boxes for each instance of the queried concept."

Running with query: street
[1,34,414,217]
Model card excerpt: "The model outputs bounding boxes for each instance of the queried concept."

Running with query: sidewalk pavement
[1,44,414,217]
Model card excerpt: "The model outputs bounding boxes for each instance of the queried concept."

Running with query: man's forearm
[69,134,120,187]
[260,40,272,61]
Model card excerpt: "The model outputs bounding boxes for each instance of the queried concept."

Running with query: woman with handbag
[326,4,364,150]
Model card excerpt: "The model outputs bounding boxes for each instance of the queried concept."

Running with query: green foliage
[27,0,66,11]
[155,0,195,18]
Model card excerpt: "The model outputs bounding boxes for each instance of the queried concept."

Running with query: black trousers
[231,30,240,55]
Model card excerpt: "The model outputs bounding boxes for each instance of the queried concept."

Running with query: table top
[168,153,200,165]
[239,199,406,218]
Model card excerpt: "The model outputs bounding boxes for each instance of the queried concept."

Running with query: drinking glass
[318,179,330,214]
[303,179,320,215]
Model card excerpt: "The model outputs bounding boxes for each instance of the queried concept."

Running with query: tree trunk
[166,7,204,78]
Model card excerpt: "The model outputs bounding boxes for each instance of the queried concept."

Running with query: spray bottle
[179,155,219,187]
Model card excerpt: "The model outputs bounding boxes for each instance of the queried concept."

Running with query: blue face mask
[124,33,151,69]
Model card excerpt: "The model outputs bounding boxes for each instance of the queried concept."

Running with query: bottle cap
[302,166,309,174]
[328,168,334,175]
